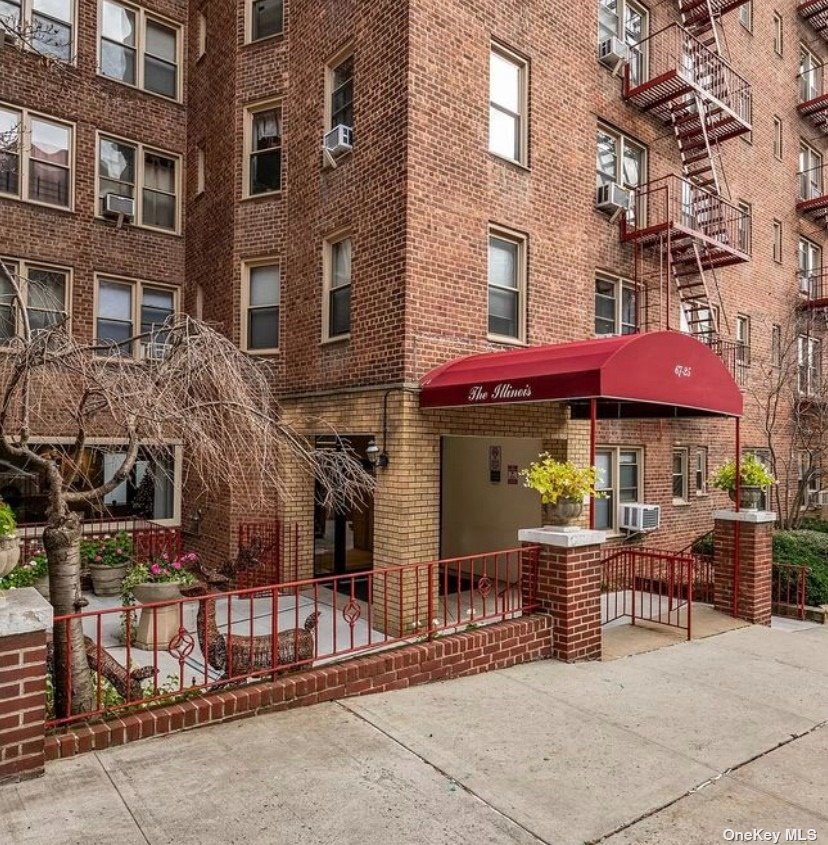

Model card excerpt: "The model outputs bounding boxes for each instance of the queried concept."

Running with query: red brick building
[1,0,825,574]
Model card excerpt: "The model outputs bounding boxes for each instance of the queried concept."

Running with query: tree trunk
[44,512,94,718]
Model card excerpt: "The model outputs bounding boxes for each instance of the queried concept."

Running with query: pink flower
[172,561,181,570]
[116,548,123,554]
[95,555,102,562]
[149,563,161,575]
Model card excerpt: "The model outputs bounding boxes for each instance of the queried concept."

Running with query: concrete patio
[3,620,827,844]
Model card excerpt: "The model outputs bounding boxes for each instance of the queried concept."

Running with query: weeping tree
[0,260,374,717]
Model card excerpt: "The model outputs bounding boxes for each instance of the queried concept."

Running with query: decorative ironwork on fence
[234,521,299,590]
[47,546,540,728]
[772,562,809,621]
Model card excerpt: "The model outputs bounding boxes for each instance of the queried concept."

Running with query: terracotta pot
[88,562,130,597]
[0,535,20,578]
[728,486,762,510]
[132,581,183,651]
[544,497,584,527]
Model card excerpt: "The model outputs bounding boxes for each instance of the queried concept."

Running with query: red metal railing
[235,521,299,590]
[601,548,695,639]
[772,562,809,621]
[622,175,751,259]
[798,269,828,306]
[47,546,540,727]
[798,163,828,205]
[625,23,752,127]
[704,336,748,387]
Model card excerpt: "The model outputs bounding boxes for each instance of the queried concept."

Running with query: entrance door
[313,435,375,578]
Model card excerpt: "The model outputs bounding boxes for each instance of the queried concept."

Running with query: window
[672,448,689,502]
[773,11,783,56]
[773,116,783,160]
[328,53,354,131]
[799,451,820,502]
[799,237,822,296]
[243,262,280,352]
[736,314,751,368]
[679,301,717,342]
[244,104,282,197]
[800,46,822,103]
[0,104,73,209]
[595,273,636,335]
[489,44,527,165]
[0,259,69,340]
[95,276,176,358]
[737,200,751,254]
[799,335,821,396]
[0,0,74,61]
[772,219,782,263]
[248,0,283,42]
[488,229,526,342]
[695,447,708,495]
[596,124,646,197]
[739,0,752,31]
[196,10,206,57]
[598,0,649,85]
[196,145,205,194]
[323,236,351,340]
[771,324,781,368]
[799,142,823,201]
[595,447,642,533]
[100,1,181,100]
[98,135,179,232]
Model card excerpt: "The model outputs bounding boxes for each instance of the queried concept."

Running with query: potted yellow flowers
[521,454,603,526]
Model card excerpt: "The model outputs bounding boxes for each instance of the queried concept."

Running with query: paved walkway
[2,623,827,845]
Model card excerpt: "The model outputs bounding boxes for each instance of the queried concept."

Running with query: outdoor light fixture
[366,439,389,469]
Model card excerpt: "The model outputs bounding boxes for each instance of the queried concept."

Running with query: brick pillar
[0,588,52,784]
[519,526,607,662]
[713,510,775,626]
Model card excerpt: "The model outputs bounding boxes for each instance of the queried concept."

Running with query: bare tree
[0,259,374,716]
[746,305,828,529]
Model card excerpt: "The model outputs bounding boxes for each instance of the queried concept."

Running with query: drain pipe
[589,398,597,530]
[733,417,741,619]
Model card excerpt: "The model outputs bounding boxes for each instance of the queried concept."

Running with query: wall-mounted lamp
[366,438,389,469]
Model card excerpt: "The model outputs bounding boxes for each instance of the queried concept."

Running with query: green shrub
[0,503,17,538]
[0,551,47,590]
[772,530,828,607]
[692,534,714,557]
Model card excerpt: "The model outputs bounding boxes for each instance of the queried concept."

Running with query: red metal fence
[601,548,696,640]
[772,562,809,621]
[47,545,540,728]
[234,521,299,590]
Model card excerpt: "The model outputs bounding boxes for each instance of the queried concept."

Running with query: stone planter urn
[0,534,20,578]
[132,581,183,651]
[728,486,762,510]
[88,563,130,597]
[543,497,584,527]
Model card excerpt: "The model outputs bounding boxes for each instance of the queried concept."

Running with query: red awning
[419,331,743,417]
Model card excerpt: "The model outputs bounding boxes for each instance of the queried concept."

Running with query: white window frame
[598,0,649,85]
[97,0,183,103]
[695,447,708,495]
[0,257,72,341]
[800,141,823,201]
[487,226,527,345]
[799,451,820,504]
[773,11,783,57]
[772,219,783,263]
[322,232,352,343]
[773,116,783,160]
[196,10,206,59]
[1,0,77,62]
[595,446,644,535]
[488,41,529,167]
[799,236,822,296]
[737,200,751,254]
[595,272,637,336]
[798,335,822,397]
[93,273,179,359]
[0,103,75,210]
[735,314,751,368]
[242,100,283,199]
[96,132,182,234]
[325,46,355,133]
[739,0,752,31]
[596,123,647,193]
[672,447,689,503]
[241,259,281,354]
[244,0,284,44]
[800,44,822,103]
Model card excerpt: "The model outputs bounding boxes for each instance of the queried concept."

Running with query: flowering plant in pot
[83,532,134,597]
[0,502,20,578]
[710,454,775,510]
[0,550,48,597]
[521,455,604,526]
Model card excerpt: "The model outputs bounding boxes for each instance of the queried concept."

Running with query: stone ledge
[713,510,777,524]
[519,526,608,548]
[0,589,53,638]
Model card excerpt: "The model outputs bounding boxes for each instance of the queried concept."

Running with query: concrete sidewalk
[2,623,827,845]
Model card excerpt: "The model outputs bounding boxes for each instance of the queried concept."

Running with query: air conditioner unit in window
[596,182,632,217]
[103,193,135,220]
[598,37,630,69]
[323,124,354,156]
[620,503,661,533]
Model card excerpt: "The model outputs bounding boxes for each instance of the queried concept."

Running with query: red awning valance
[419,331,743,417]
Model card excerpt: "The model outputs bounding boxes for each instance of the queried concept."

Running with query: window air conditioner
[103,193,135,220]
[323,124,354,156]
[598,37,630,69]
[596,182,632,216]
[620,503,661,533]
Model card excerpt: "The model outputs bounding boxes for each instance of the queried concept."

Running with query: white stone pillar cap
[519,526,608,548]
[713,510,777,524]
[0,588,53,637]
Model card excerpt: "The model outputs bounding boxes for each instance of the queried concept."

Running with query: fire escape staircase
[799,0,828,41]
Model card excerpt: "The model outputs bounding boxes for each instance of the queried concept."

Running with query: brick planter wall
[44,615,552,762]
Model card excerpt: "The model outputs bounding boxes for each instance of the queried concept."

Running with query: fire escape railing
[798,269,828,308]
[798,66,828,133]
[799,0,828,40]
[797,163,828,225]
